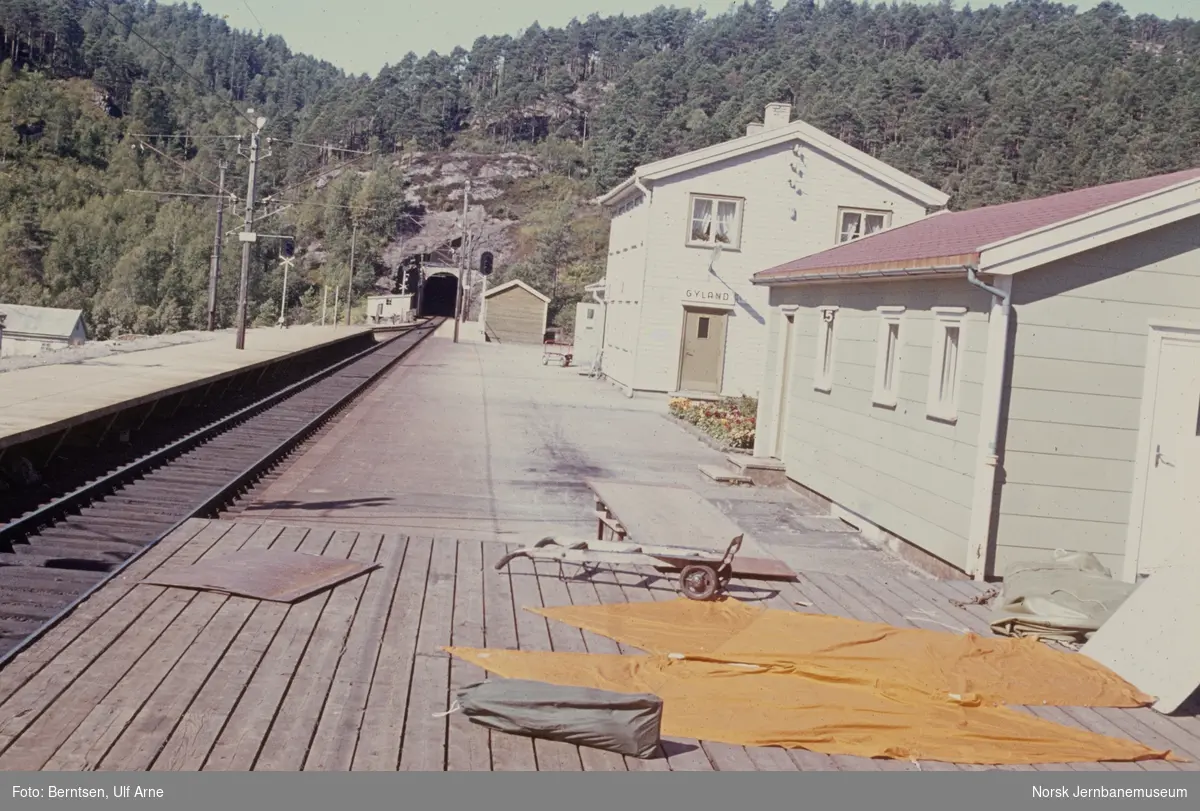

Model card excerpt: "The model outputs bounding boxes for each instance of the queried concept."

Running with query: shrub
[668,396,756,449]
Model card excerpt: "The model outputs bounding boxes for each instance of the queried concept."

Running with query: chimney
[746,121,764,136]
[763,102,792,130]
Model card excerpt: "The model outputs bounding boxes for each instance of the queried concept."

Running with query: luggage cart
[542,337,573,367]
[495,534,744,601]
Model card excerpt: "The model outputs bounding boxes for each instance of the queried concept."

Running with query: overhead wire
[125,189,232,200]
[241,0,265,31]
[87,0,259,130]
[267,137,372,155]
[133,138,225,192]
[259,149,376,202]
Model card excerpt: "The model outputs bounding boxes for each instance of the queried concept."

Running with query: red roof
[754,167,1200,283]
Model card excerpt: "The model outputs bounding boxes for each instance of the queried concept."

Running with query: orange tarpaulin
[444,599,1181,765]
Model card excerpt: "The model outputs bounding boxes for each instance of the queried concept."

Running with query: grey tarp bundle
[988,550,1138,645]
[453,679,664,759]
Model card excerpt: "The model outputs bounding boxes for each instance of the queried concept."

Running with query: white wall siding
[619,140,931,396]
[599,192,649,389]
[994,218,1200,576]
[764,278,992,569]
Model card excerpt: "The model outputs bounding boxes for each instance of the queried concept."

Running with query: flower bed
[668,395,757,450]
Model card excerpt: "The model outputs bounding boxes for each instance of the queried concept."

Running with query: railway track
[0,317,442,664]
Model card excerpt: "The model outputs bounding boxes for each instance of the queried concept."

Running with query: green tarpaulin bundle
[453,678,664,759]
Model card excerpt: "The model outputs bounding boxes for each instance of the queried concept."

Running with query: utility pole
[206,160,227,331]
[278,255,294,327]
[333,284,340,327]
[235,116,268,350]
[321,285,329,325]
[453,181,470,344]
[345,223,357,327]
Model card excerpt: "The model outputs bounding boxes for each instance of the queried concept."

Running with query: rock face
[373,151,543,290]
[399,150,542,202]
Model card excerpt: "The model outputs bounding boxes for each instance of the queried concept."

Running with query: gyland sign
[683,288,732,304]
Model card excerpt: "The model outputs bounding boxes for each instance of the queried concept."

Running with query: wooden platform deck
[1,518,1197,772]
[0,326,372,450]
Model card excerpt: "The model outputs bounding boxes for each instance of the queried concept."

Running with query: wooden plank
[610,568,711,771]
[586,480,743,551]
[890,577,991,636]
[1116,707,1200,763]
[1057,707,1147,772]
[255,531,384,770]
[304,533,410,771]
[785,575,854,619]
[98,526,311,772]
[829,574,911,627]
[43,524,289,771]
[0,521,259,769]
[0,518,213,708]
[397,538,456,772]
[533,558,627,772]
[506,554,582,771]
[446,539,491,772]
[351,536,433,771]
[862,576,973,636]
[1028,706,1103,771]
[149,528,335,771]
[1087,709,1191,770]
[727,574,837,772]
[805,574,919,773]
[780,575,887,772]
[562,564,669,772]
[203,529,359,770]
[479,542,538,772]
[636,566,740,772]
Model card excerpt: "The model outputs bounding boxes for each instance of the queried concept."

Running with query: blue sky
[193,0,1197,76]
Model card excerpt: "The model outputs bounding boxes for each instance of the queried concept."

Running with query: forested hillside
[1,0,1198,339]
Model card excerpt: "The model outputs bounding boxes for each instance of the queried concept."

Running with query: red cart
[542,328,573,367]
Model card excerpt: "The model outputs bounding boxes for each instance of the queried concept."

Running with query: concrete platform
[0,326,371,451]
[230,330,936,582]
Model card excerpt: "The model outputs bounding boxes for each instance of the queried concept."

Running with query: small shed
[0,304,87,358]
[365,293,414,325]
[483,279,550,344]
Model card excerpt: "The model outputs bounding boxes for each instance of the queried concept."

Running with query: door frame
[675,305,731,394]
[1122,320,1200,583]
[770,306,798,459]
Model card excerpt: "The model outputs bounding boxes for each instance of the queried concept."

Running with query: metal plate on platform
[141,549,380,602]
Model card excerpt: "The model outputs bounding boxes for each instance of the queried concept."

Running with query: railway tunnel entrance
[420,273,458,318]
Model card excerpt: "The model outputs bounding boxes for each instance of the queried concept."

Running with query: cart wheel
[542,357,549,365]
[679,565,720,601]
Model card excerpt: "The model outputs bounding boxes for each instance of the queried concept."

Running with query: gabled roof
[0,304,86,339]
[483,278,551,303]
[597,118,950,209]
[753,167,1200,285]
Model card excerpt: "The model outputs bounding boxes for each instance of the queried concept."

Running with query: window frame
[872,306,906,408]
[836,207,893,244]
[686,193,745,251]
[926,306,968,424]
[813,306,839,393]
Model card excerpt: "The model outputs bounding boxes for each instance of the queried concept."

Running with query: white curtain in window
[865,213,887,236]
[691,198,713,242]
[840,212,862,242]
[715,200,737,244]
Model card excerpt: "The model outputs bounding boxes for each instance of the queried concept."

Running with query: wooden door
[678,309,728,393]
[1133,335,1200,576]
